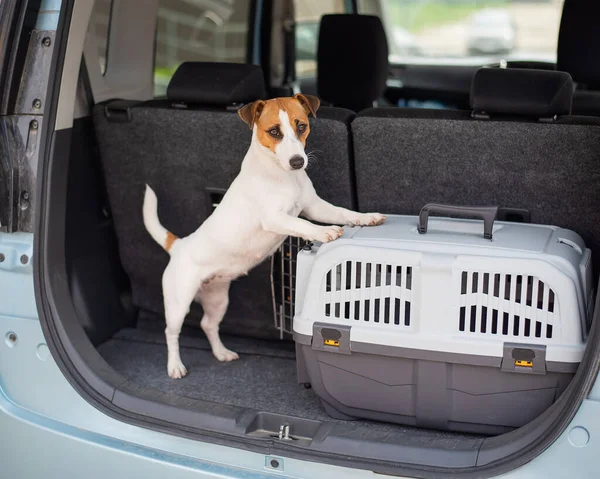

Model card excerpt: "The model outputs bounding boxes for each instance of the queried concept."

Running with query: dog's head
[238,94,320,171]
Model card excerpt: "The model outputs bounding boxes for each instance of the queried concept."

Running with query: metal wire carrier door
[270,236,307,338]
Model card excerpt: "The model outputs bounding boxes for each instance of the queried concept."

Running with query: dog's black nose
[289,155,305,170]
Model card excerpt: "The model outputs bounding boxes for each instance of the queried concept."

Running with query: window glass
[154,0,251,97]
[294,0,347,78]
[90,0,113,75]
[359,0,565,65]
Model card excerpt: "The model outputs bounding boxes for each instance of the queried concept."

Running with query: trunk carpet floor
[98,327,483,439]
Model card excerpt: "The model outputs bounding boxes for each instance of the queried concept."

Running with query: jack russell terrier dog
[143,94,385,378]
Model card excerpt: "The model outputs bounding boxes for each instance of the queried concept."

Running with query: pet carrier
[293,205,593,434]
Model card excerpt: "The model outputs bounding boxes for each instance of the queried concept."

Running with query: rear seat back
[94,62,355,339]
[352,68,600,274]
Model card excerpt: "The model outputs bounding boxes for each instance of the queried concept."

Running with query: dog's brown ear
[238,100,266,129]
[294,94,320,118]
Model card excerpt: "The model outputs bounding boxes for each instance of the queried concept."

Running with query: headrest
[470,68,573,118]
[317,15,388,112]
[557,0,600,89]
[167,62,266,105]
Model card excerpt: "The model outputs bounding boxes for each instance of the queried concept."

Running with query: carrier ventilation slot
[458,271,556,339]
[323,262,413,327]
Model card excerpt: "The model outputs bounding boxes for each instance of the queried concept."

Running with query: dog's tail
[143,185,178,253]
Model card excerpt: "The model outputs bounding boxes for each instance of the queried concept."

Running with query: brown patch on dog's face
[239,95,320,170]
[255,99,292,153]
[238,95,320,152]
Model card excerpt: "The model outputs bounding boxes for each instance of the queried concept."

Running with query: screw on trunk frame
[33,99,42,109]
[0,253,4,262]
[20,254,29,265]
[20,191,30,211]
[6,332,18,347]
[42,37,51,47]
[31,120,38,130]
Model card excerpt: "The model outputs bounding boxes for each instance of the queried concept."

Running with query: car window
[90,0,114,75]
[359,0,565,65]
[154,0,251,97]
[294,0,346,78]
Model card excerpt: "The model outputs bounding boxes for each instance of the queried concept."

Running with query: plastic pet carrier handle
[418,204,499,240]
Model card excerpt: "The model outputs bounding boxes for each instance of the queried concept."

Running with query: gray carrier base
[295,330,575,435]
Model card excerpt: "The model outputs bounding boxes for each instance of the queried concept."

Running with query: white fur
[143,107,385,378]
[275,109,307,170]
[143,184,168,246]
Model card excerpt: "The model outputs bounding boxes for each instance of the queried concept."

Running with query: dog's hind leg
[163,260,204,379]
[196,280,239,362]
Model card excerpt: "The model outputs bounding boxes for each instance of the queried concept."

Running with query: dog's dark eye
[268,128,282,138]
[297,123,307,133]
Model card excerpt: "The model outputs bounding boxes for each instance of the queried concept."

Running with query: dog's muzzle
[289,155,305,170]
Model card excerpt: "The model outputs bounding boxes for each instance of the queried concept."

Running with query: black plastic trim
[1,0,43,115]
[0,0,23,114]
[34,1,600,478]
[246,0,259,65]
[259,0,273,91]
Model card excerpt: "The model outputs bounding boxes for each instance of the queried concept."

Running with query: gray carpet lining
[99,328,337,421]
[111,327,296,360]
[98,328,481,439]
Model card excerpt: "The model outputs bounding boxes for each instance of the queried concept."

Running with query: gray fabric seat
[93,62,355,339]
[352,68,600,275]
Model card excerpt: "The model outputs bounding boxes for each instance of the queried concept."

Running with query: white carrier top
[293,214,593,365]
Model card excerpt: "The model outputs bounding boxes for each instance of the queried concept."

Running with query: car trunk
[39,115,598,476]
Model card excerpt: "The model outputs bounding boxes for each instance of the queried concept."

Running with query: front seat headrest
[557,0,600,89]
[317,14,389,112]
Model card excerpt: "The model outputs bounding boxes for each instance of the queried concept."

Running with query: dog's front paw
[351,213,387,227]
[213,347,239,362]
[167,359,188,379]
[314,225,344,243]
